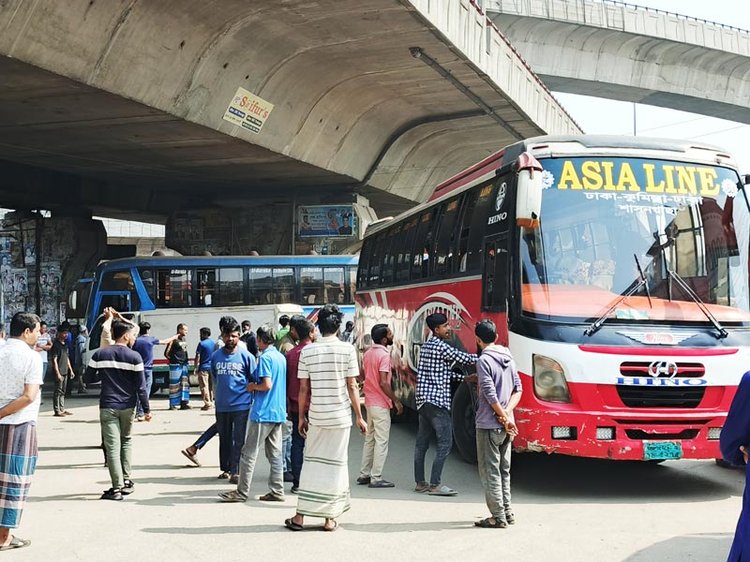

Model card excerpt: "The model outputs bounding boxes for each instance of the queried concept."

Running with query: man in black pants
[50,325,74,418]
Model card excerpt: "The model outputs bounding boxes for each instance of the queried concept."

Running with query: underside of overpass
[488,0,750,124]
[0,0,580,223]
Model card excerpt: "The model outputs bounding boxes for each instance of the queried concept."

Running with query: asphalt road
[14,392,744,561]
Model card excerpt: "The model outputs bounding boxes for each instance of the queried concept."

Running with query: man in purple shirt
[473,319,522,529]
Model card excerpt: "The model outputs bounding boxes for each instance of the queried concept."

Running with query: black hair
[176,323,187,332]
[371,324,389,344]
[221,321,241,335]
[426,312,448,332]
[200,327,211,338]
[345,320,354,330]
[9,312,40,337]
[256,323,276,345]
[279,315,290,328]
[220,315,238,331]
[138,322,151,336]
[475,319,497,344]
[241,320,251,329]
[40,321,47,328]
[317,304,343,336]
[57,323,70,334]
[112,319,134,341]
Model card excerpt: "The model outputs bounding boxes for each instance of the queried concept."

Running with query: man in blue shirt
[132,322,176,421]
[414,312,477,497]
[194,327,215,411]
[212,321,256,482]
[220,323,287,502]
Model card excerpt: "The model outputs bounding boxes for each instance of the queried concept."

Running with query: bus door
[482,235,509,312]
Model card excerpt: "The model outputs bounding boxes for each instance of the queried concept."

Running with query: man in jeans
[357,324,402,488]
[194,327,214,410]
[414,312,477,496]
[284,317,313,493]
[220,323,287,502]
[473,320,522,529]
[50,324,74,418]
[86,320,151,500]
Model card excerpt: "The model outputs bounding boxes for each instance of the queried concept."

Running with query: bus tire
[452,382,477,464]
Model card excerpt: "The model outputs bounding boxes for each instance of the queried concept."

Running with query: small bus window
[156,269,193,307]
[457,188,480,273]
[368,234,385,286]
[196,269,217,306]
[249,268,272,304]
[138,269,155,301]
[435,197,461,276]
[397,216,418,283]
[273,268,294,303]
[324,267,345,304]
[412,210,436,280]
[465,183,497,274]
[301,267,324,305]
[358,239,372,289]
[218,268,244,306]
[348,266,357,301]
[381,226,399,285]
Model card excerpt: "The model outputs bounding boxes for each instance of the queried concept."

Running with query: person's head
[475,319,498,352]
[221,322,241,352]
[79,326,88,337]
[112,319,137,346]
[60,321,71,331]
[138,321,151,336]
[241,320,251,333]
[291,317,314,343]
[371,324,393,346]
[343,216,350,226]
[40,321,48,334]
[56,324,69,342]
[344,320,354,332]
[256,324,276,351]
[176,323,188,337]
[279,315,290,329]
[10,312,40,346]
[200,327,211,340]
[426,312,450,339]
[317,304,343,337]
[219,315,238,332]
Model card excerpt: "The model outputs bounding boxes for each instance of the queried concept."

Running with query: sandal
[323,519,339,532]
[181,449,201,467]
[474,517,508,529]
[218,490,246,503]
[428,484,457,496]
[284,517,304,532]
[0,536,30,551]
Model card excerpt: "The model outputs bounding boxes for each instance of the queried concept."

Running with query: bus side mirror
[743,174,750,186]
[516,152,543,229]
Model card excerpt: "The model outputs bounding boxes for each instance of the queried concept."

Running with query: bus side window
[411,211,434,280]
[301,267,324,304]
[457,188,480,273]
[368,234,385,286]
[358,240,372,290]
[156,269,192,307]
[397,217,418,283]
[273,267,294,303]
[381,227,399,285]
[217,267,244,306]
[324,267,345,305]
[482,236,509,312]
[347,266,357,303]
[434,197,461,277]
[465,183,497,275]
[196,269,216,306]
[249,268,272,305]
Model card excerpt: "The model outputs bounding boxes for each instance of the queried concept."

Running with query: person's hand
[144,413,153,422]
[504,419,519,437]
[299,417,309,439]
[70,373,75,380]
[246,383,254,393]
[103,307,112,320]
[56,375,63,383]
[356,417,367,434]
[741,445,748,464]
[395,402,404,416]
[464,374,478,384]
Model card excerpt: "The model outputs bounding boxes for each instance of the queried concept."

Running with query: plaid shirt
[416,336,478,411]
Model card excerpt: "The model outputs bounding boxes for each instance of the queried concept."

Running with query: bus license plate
[643,441,683,461]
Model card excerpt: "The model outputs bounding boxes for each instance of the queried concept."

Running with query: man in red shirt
[357,324,402,488]
[285,316,314,493]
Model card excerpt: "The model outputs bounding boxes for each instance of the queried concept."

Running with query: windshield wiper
[666,268,729,339]
[584,254,652,337]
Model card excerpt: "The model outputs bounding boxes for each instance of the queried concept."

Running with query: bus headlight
[533,355,571,403]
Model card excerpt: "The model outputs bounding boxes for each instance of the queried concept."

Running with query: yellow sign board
[222,87,274,134]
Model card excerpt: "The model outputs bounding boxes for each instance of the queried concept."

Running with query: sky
[553,0,750,172]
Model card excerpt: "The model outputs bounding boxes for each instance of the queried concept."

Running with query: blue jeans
[289,412,306,487]
[193,423,218,450]
[414,402,453,486]
[136,369,153,417]
[216,410,249,475]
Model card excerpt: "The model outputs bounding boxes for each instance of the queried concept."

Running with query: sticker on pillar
[223,87,274,134]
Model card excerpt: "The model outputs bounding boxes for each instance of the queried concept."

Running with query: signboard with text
[222,87,274,134]
[297,205,357,238]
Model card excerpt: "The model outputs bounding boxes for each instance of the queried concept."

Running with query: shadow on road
[623,533,733,561]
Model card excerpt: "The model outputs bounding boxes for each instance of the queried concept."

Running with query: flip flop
[284,518,304,532]
[474,517,508,529]
[0,536,31,550]
[428,485,457,496]
[323,520,339,532]
[181,449,201,467]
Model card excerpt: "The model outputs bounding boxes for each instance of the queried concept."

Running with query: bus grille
[624,429,700,440]
[619,361,705,378]
[616,386,705,408]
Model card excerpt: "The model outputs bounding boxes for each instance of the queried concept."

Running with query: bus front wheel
[452,382,478,464]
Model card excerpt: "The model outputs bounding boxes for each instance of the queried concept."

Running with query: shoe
[218,490,246,503]
[218,471,230,479]
[200,404,211,411]
[356,476,371,485]
[0,536,31,551]
[135,416,145,422]
[229,474,239,484]
[283,471,294,482]
[53,412,65,417]
[258,492,284,502]
[428,484,458,496]
[474,517,507,528]
[181,448,201,467]
[62,410,73,415]
[180,403,191,410]
[368,479,395,488]
[414,482,430,493]
[101,488,123,501]
[121,480,135,495]
[505,510,516,525]
[290,485,299,494]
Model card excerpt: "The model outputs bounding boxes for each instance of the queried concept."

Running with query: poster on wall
[297,205,357,238]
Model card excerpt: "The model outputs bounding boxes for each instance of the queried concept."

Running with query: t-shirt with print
[212,348,256,413]
[297,335,358,428]
[0,339,44,425]
[362,343,392,409]
[251,346,286,423]
[50,339,70,376]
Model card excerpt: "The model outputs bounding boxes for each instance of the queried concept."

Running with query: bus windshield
[520,156,750,325]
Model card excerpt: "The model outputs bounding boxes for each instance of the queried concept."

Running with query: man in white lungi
[284,304,366,532]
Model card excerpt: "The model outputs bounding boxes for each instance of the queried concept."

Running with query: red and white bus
[355,135,750,463]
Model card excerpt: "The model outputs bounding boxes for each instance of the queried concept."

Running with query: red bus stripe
[578,345,738,357]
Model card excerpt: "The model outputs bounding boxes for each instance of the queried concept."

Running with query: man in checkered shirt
[414,312,477,496]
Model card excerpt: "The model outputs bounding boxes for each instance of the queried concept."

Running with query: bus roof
[95,254,359,273]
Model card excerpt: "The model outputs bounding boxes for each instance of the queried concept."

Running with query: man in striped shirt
[284,304,366,532]
[86,320,151,501]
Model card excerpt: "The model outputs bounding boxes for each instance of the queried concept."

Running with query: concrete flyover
[0,0,580,221]
[487,0,750,123]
